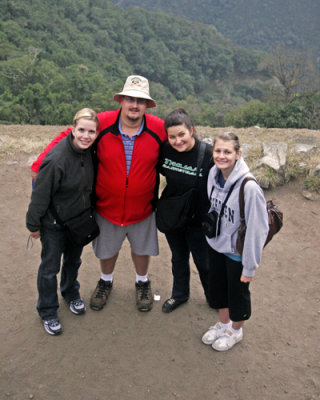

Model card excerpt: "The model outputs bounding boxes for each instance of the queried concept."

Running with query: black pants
[207,247,251,322]
[165,225,209,302]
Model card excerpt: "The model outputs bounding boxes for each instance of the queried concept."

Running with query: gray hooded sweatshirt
[206,157,269,277]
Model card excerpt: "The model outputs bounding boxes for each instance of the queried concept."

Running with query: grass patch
[304,176,320,194]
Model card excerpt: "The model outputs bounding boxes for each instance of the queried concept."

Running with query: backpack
[236,177,283,255]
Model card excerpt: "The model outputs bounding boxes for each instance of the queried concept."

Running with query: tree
[260,46,320,103]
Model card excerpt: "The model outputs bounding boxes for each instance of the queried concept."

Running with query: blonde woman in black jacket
[26,108,99,336]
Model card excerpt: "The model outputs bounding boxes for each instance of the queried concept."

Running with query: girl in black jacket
[157,108,213,312]
[26,108,99,335]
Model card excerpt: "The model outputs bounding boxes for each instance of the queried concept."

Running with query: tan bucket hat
[114,75,156,108]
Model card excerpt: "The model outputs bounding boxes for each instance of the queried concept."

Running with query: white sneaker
[202,321,231,345]
[212,328,243,351]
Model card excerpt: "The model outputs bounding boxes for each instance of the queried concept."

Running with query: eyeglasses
[123,96,147,105]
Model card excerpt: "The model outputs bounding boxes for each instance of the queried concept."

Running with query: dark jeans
[37,227,83,320]
[165,225,209,302]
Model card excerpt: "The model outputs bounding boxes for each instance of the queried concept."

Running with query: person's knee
[99,253,119,272]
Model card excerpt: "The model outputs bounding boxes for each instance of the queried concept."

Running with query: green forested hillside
[0,0,269,125]
[111,0,320,53]
[1,0,319,129]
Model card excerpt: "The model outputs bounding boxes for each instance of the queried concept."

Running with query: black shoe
[162,298,188,313]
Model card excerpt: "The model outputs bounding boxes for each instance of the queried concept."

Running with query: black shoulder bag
[50,206,100,247]
[156,142,206,233]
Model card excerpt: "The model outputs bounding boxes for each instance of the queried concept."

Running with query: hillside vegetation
[112,0,320,54]
[1,0,319,129]
[0,0,270,125]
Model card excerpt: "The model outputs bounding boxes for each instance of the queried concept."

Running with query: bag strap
[208,171,236,201]
[209,183,215,201]
[194,141,206,187]
[217,181,237,236]
[239,176,258,221]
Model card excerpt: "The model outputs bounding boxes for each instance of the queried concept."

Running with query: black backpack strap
[216,181,237,236]
[194,142,206,185]
[209,184,215,201]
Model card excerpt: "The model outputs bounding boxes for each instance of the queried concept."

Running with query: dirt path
[1,154,320,400]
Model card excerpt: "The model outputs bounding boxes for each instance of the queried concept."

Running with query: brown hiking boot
[135,280,153,312]
[90,279,113,311]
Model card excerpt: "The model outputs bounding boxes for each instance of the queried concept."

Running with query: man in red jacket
[31,75,167,312]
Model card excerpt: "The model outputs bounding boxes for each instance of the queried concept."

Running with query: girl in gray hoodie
[202,132,269,351]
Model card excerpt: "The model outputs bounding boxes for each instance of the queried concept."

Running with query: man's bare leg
[131,252,150,276]
[100,253,119,274]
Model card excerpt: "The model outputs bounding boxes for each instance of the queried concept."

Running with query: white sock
[220,321,232,329]
[101,272,114,282]
[230,326,242,334]
[136,273,148,283]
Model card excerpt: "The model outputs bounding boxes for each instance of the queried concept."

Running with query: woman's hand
[31,170,38,182]
[29,231,40,239]
[240,274,253,283]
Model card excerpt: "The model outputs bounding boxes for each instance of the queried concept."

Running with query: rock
[201,137,213,145]
[302,190,319,201]
[256,142,288,171]
[298,162,308,171]
[240,143,253,160]
[309,164,320,177]
[295,144,317,154]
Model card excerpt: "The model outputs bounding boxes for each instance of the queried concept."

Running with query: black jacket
[26,133,95,232]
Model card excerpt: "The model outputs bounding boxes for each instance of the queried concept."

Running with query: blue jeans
[165,225,209,302]
[37,227,83,320]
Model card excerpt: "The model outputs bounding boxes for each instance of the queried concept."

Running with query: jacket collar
[110,109,146,136]
[67,131,87,155]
